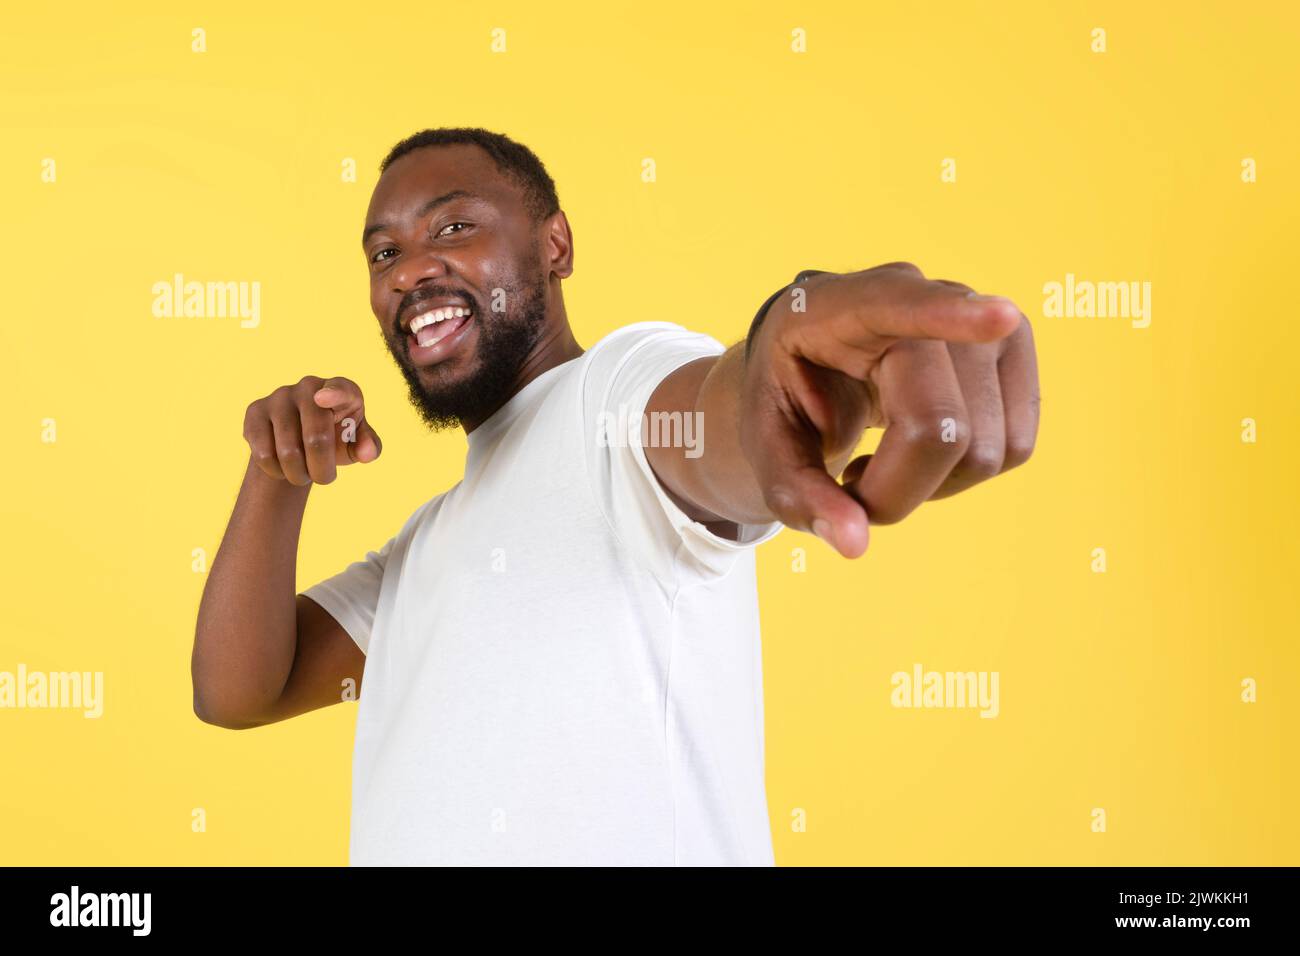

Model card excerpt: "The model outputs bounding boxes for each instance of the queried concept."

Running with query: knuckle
[958,443,1004,479]
[1003,439,1036,470]
[895,411,970,457]
[303,430,333,451]
[243,404,265,432]
[277,444,303,460]
[763,482,802,519]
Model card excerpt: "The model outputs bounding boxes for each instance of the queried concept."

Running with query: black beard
[386,272,547,432]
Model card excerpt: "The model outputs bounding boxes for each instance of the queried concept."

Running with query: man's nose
[391,249,451,294]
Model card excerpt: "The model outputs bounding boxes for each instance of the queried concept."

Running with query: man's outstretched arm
[643,263,1041,558]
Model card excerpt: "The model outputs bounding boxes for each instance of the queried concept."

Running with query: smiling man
[191,127,1040,866]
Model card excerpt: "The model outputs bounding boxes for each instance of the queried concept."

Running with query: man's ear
[545,210,574,280]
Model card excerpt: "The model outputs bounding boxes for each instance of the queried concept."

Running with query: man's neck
[462,323,584,435]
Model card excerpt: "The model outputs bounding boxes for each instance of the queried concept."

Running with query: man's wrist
[743,269,831,362]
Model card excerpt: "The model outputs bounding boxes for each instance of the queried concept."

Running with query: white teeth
[409,306,471,334]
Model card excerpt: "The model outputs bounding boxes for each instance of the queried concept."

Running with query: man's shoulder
[392,484,460,540]
[588,320,707,351]
[581,322,724,380]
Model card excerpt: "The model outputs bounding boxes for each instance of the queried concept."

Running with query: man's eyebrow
[361,189,483,245]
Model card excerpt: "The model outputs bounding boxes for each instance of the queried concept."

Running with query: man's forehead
[367,144,511,220]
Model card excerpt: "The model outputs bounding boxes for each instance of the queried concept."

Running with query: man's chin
[397,358,499,432]
[406,353,476,385]
[404,384,477,432]
[391,332,479,384]
[384,291,546,433]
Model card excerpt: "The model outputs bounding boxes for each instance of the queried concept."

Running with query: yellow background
[2,1,1295,865]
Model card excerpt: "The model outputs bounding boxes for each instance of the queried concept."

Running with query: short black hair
[380,127,561,226]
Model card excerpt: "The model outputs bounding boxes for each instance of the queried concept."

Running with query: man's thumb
[753,419,870,558]
[351,420,382,463]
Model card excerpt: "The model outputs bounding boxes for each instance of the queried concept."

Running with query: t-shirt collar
[465,357,581,453]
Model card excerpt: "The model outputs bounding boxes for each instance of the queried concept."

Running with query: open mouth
[408,304,473,350]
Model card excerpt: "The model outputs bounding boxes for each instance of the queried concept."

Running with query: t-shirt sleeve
[300,533,397,655]
[581,321,784,590]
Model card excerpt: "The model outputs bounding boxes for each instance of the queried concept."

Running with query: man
[191,127,1039,866]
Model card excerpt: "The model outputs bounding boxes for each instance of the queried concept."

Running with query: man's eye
[371,248,396,264]
[437,222,471,237]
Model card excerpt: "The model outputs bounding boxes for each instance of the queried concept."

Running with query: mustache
[395,285,478,335]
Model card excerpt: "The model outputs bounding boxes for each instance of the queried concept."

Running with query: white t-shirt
[303,321,784,866]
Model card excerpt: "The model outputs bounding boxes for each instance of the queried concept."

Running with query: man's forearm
[191,457,311,725]
[687,342,778,526]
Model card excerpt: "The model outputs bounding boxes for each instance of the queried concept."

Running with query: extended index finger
[802,270,1024,361]
[313,376,381,464]
[312,377,366,423]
